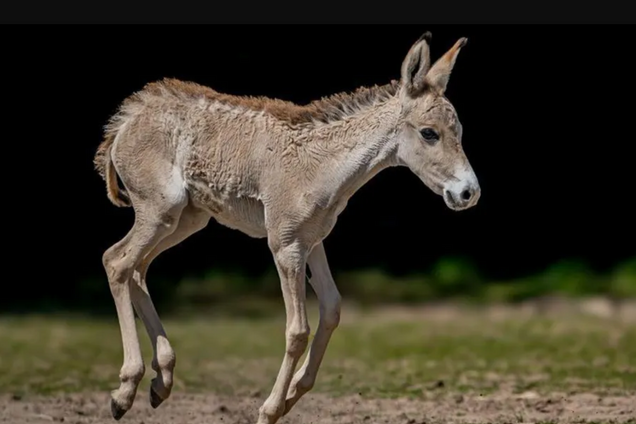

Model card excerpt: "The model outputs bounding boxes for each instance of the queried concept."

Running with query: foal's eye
[420,128,439,143]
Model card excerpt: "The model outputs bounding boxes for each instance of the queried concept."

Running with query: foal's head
[394,32,480,211]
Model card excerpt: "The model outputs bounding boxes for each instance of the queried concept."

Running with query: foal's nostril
[461,189,472,201]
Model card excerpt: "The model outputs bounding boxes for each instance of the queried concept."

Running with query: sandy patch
[2,390,634,424]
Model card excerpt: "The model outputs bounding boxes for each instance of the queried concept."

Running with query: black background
[6,26,635,308]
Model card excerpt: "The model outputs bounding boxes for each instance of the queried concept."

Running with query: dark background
[7,26,635,310]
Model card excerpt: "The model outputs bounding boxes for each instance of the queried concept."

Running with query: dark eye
[420,128,439,143]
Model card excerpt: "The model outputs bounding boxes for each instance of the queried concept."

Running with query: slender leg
[130,205,210,408]
[283,242,341,414]
[102,205,184,420]
[257,239,311,424]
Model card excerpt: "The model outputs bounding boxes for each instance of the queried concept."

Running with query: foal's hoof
[110,398,128,421]
[150,387,164,409]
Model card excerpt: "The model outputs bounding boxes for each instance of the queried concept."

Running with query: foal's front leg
[257,238,311,424]
[283,242,341,414]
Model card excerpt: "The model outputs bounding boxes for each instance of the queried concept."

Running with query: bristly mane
[304,79,401,124]
[124,77,401,126]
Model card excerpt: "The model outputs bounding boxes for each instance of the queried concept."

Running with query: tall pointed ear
[400,32,432,98]
[426,37,468,94]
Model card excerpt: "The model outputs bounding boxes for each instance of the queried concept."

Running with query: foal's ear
[426,37,468,94]
[400,32,432,98]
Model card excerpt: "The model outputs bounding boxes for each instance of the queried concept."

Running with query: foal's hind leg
[102,194,187,420]
[130,203,211,409]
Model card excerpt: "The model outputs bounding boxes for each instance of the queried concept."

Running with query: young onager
[94,32,480,424]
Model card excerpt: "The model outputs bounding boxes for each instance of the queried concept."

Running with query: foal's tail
[93,132,131,208]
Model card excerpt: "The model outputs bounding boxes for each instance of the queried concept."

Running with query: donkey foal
[94,32,480,424]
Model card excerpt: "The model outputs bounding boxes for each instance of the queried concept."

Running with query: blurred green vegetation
[8,257,636,316]
[172,256,636,309]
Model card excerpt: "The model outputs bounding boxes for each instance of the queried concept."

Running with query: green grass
[0,304,634,400]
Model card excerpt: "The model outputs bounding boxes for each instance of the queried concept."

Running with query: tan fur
[95,33,481,424]
[124,77,401,126]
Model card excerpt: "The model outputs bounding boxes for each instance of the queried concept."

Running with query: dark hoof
[110,398,128,421]
[150,387,164,409]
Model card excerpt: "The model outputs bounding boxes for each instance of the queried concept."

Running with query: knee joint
[286,326,310,357]
[322,295,342,330]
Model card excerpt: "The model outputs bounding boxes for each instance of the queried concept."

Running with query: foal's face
[397,92,480,211]
[395,32,480,211]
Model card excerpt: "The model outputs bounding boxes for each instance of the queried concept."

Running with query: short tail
[93,132,131,208]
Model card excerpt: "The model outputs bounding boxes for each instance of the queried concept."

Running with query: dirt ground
[2,390,635,424]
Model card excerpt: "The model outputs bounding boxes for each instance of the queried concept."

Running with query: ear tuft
[417,31,432,44]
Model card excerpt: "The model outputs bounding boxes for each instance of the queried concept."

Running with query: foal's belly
[186,181,268,239]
